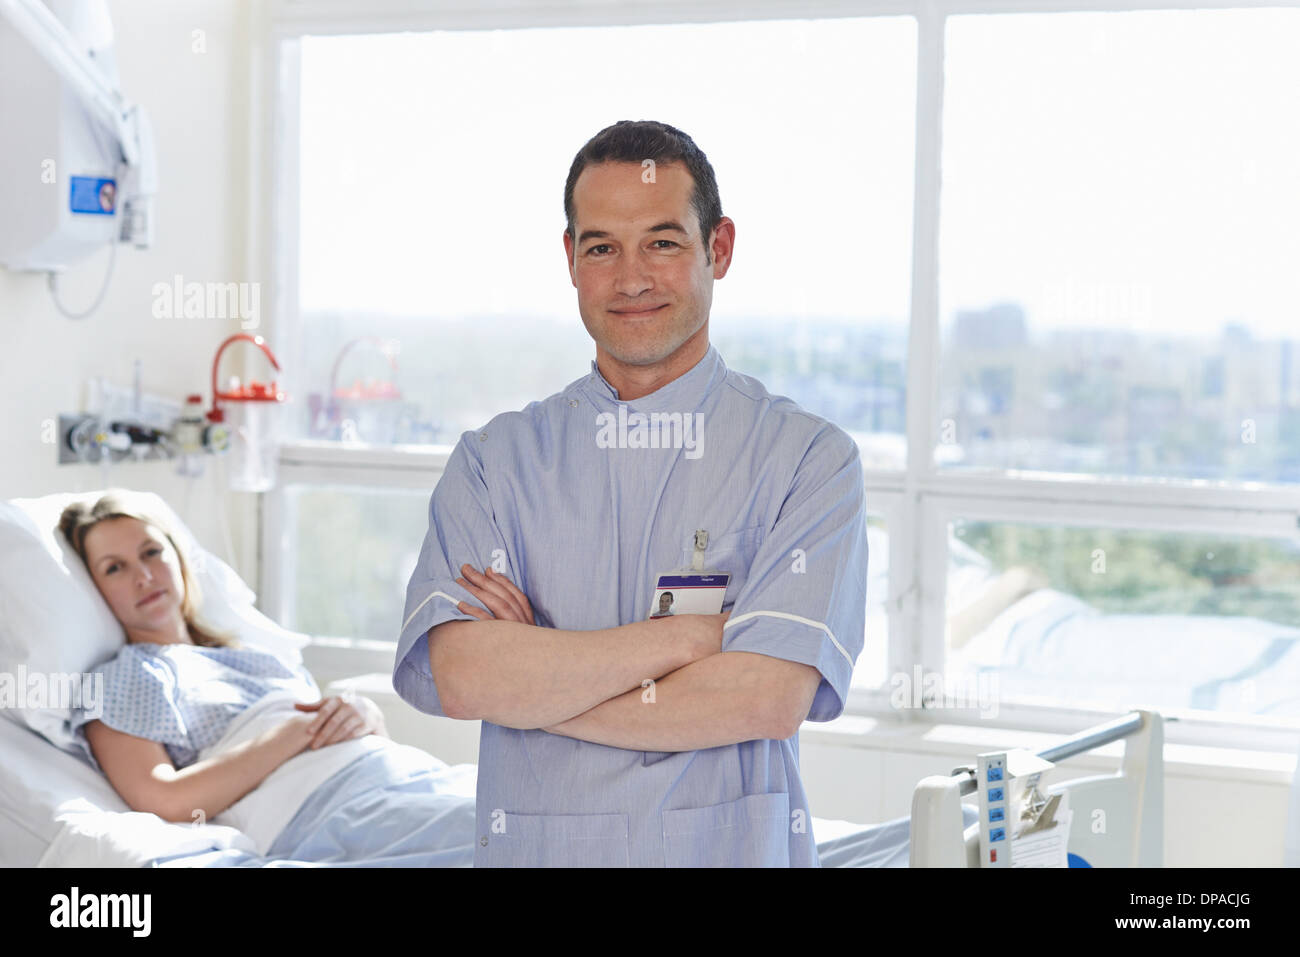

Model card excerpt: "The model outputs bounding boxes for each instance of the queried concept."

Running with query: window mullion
[905,0,947,684]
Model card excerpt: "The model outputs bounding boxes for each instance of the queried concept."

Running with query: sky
[942,9,1300,340]
[298,8,1300,340]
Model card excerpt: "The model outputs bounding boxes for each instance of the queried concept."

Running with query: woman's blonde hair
[58,490,238,649]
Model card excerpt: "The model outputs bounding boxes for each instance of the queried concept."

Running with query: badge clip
[691,528,708,572]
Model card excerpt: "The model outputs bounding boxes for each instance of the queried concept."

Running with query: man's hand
[679,610,730,660]
[456,564,537,625]
[542,611,731,735]
[433,570,742,729]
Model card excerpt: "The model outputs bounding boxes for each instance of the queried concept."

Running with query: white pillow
[0,489,309,756]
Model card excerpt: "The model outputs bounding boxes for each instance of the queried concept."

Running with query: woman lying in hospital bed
[0,488,967,867]
[47,490,477,867]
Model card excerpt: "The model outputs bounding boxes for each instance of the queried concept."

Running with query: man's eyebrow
[647,221,688,235]
[577,222,689,246]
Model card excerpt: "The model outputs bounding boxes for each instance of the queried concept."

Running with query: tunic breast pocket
[677,525,766,611]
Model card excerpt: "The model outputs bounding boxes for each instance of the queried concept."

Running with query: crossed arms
[427,564,822,751]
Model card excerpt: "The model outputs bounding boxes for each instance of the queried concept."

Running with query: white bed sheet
[0,714,254,867]
[0,714,123,866]
[1,714,913,867]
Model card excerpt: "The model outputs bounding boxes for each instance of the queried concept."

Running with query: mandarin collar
[581,343,725,413]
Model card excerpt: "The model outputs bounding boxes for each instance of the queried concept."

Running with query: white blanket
[39,800,255,868]
[207,690,388,855]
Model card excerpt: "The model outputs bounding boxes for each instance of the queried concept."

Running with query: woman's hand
[455,564,537,625]
[293,693,386,750]
[273,710,320,756]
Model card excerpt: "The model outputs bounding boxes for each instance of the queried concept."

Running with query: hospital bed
[0,707,480,867]
[0,488,479,867]
[909,709,1164,867]
[1,699,1155,868]
[0,488,1157,867]
[0,707,954,867]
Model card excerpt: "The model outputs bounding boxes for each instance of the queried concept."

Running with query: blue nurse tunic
[393,343,868,866]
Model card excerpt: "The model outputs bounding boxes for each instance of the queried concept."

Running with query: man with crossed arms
[393,120,868,867]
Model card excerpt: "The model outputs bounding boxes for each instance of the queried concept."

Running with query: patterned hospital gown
[72,641,319,769]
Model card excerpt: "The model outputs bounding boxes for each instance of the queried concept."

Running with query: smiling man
[393,120,868,867]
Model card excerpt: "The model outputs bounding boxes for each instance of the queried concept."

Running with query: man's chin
[601,339,676,368]
[602,327,702,367]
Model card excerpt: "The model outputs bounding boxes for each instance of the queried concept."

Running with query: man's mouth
[610,304,668,318]
[137,589,166,608]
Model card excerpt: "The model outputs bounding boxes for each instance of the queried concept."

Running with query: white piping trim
[723,610,854,668]
[401,590,463,632]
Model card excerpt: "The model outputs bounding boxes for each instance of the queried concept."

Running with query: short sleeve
[70,649,195,769]
[393,433,514,718]
[721,426,868,722]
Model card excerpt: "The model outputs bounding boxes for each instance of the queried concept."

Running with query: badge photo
[647,572,730,619]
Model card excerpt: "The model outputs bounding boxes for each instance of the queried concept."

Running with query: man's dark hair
[564,120,723,265]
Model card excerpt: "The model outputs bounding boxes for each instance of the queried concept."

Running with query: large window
[938,9,1300,481]
[946,520,1300,716]
[293,18,915,464]
[926,7,1300,730]
[267,0,1300,749]
[282,484,432,642]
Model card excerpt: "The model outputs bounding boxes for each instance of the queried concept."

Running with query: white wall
[0,0,261,581]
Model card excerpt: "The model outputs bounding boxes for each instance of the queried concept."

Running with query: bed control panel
[977,748,1062,867]
[978,753,1010,867]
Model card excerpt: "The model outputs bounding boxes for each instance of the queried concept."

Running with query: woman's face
[82,516,188,640]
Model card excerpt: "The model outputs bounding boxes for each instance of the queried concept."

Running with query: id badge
[647,528,729,619]
[647,572,730,619]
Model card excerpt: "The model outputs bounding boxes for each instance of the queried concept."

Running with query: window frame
[259,0,1300,756]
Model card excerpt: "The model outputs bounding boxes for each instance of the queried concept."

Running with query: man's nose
[613,249,653,298]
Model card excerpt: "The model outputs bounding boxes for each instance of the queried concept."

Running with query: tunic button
[480,836,489,847]
[569,398,579,408]
[479,432,488,441]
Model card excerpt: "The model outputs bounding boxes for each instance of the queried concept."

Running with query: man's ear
[563,229,577,287]
[709,216,736,279]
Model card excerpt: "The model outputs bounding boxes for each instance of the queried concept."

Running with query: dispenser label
[70,177,117,215]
